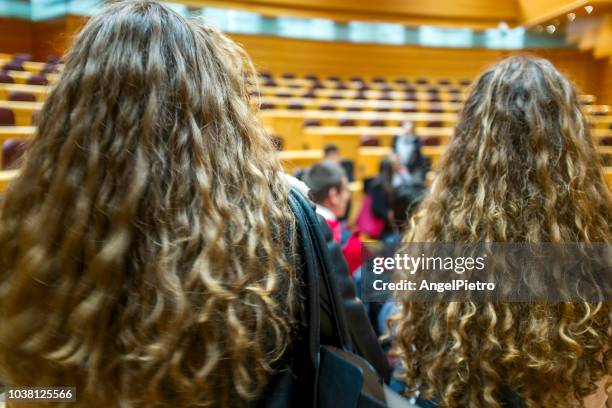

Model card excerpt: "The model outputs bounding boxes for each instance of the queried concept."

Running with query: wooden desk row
[279,147,398,179]
[259,110,612,149]
[0,69,598,107]
[0,83,51,102]
[258,86,466,102]
[259,86,460,102]
[1,58,59,74]
[257,96,610,115]
[281,146,612,185]
[1,61,461,89]
[1,162,611,196]
[256,85,596,105]
[261,76,471,90]
[0,70,60,85]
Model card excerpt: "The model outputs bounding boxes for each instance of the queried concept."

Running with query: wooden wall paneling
[232,34,606,98]
[0,17,33,56]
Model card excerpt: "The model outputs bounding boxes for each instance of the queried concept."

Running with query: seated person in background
[303,162,363,275]
[392,120,430,183]
[356,158,394,240]
[322,143,354,221]
[324,142,355,182]
[323,142,341,163]
[293,143,354,185]
[391,56,611,407]
[364,154,427,242]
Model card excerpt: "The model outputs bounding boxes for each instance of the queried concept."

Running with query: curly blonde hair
[392,56,611,407]
[0,1,297,406]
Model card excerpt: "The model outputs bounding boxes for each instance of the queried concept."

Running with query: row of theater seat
[257,78,466,92]
[0,53,611,173]
[258,70,472,86]
[0,56,41,170]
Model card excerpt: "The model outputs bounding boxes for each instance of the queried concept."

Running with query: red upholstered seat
[287,104,304,110]
[0,108,15,126]
[421,136,440,146]
[369,120,386,126]
[12,54,32,62]
[0,71,13,84]
[259,103,275,110]
[360,136,380,146]
[41,65,58,75]
[320,105,335,111]
[304,120,321,127]
[3,61,24,72]
[8,92,36,102]
[600,136,612,146]
[339,119,356,126]
[27,75,49,85]
[2,138,30,169]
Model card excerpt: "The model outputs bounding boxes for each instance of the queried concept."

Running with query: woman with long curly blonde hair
[0,1,299,406]
[392,56,611,407]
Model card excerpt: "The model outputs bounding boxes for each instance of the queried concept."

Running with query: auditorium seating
[0,53,611,194]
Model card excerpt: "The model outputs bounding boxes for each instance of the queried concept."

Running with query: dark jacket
[317,212,391,383]
[258,190,390,408]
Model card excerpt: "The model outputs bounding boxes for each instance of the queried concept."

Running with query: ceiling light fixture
[585,5,593,14]
[546,25,556,34]
[567,12,576,21]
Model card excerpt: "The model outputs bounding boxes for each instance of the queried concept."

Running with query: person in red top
[303,161,364,275]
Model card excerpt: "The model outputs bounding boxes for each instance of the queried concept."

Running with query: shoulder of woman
[281,173,310,197]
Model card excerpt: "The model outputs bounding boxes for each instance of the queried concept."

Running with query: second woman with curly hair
[391,56,611,408]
